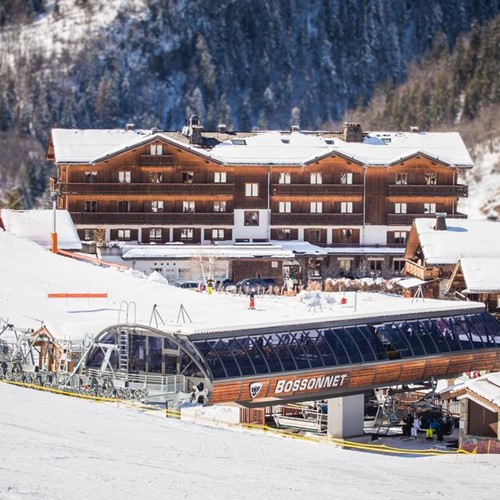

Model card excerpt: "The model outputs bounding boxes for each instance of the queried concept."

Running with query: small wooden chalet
[440,372,500,453]
[404,216,500,299]
[46,117,472,283]
[447,258,500,315]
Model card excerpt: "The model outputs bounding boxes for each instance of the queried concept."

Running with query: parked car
[234,278,277,291]
[174,281,199,290]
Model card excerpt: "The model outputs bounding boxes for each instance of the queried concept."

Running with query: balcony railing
[387,212,467,225]
[271,213,363,226]
[71,212,234,225]
[404,260,440,280]
[59,183,235,195]
[140,154,174,166]
[387,184,468,197]
[272,184,363,196]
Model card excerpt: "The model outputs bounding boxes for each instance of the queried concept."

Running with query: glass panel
[196,340,226,378]
[230,338,255,376]
[410,320,438,355]
[421,319,450,353]
[298,330,326,368]
[438,318,462,351]
[213,339,241,377]
[148,337,162,373]
[376,324,408,358]
[357,325,387,361]
[246,337,270,374]
[397,322,425,356]
[261,335,284,372]
[446,316,473,350]
[336,328,363,363]
[344,326,376,362]
[130,335,147,371]
[288,332,311,370]
[163,337,178,351]
[275,333,298,371]
[323,328,351,365]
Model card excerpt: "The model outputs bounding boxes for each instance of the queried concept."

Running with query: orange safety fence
[48,293,108,299]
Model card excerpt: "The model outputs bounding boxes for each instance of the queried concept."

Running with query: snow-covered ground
[2,381,500,500]
[1,229,500,497]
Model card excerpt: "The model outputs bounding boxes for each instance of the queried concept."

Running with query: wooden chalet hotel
[46,116,471,285]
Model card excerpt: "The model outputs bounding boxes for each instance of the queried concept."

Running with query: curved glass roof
[190,312,500,380]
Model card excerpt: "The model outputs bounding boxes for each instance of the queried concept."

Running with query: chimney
[218,124,227,133]
[434,213,447,231]
[342,122,363,142]
[188,115,203,145]
[125,123,135,131]
[410,126,419,133]
[290,125,300,133]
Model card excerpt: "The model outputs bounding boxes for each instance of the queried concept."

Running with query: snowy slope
[1,382,499,499]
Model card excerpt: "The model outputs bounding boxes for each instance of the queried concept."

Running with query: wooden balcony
[387,184,468,197]
[59,183,235,195]
[139,154,174,166]
[272,184,363,196]
[71,212,234,225]
[403,260,440,280]
[271,213,363,226]
[387,212,467,225]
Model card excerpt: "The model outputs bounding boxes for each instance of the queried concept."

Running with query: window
[308,256,321,275]
[150,172,163,183]
[308,230,322,243]
[118,171,131,183]
[338,259,352,274]
[150,144,163,155]
[212,229,224,240]
[214,172,227,183]
[84,171,97,183]
[182,171,194,184]
[244,211,259,226]
[341,202,353,213]
[394,231,407,245]
[213,201,226,212]
[393,260,406,277]
[310,201,323,213]
[310,172,322,184]
[277,229,291,240]
[84,201,97,212]
[182,201,195,213]
[340,173,353,184]
[84,229,95,241]
[369,259,382,276]
[279,172,291,184]
[151,201,164,213]
[395,203,407,214]
[180,228,193,240]
[279,201,291,213]
[396,173,408,185]
[340,229,353,244]
[424,203,436,214]
[425,173,437,185]
[245,183,259,197]
[118,201,130,212]
[149,229,162,242]
[118,229,131,240]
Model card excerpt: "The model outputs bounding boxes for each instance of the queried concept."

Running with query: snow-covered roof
[121,243,295,260]
[50,128,473,168]
[1,209,82,250]
[415,218,500,265]
[460,258,500,293]
[464,372,500,408]
[394,277,428,289]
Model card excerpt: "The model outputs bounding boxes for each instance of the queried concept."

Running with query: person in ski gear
[411,415,421,438]
[248,289,255,310]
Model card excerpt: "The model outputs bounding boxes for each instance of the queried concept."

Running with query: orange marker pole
[51,232,58,253]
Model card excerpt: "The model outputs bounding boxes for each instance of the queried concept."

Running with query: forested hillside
[0,0,499,210]
[345,16,500,219]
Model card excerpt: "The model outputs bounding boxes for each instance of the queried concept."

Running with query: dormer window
[231,139,246,145]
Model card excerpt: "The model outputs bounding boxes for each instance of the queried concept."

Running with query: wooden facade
[48,121,470,282]
[210,350,500,406]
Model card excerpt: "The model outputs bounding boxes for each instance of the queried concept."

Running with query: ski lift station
[3,294,500,438]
